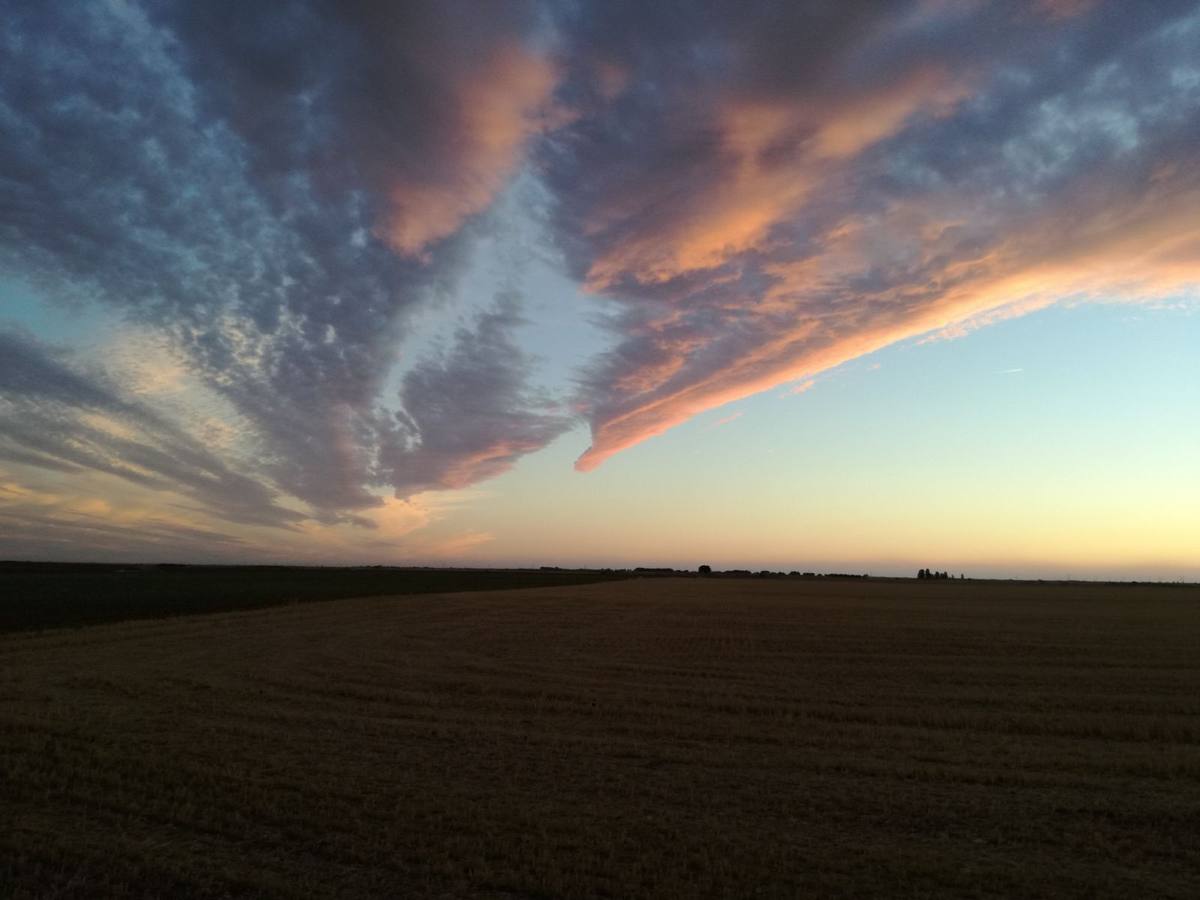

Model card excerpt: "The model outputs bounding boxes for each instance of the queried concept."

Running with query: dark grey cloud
[152,0,546,206]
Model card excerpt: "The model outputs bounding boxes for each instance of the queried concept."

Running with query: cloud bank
[538,0,1200,469]
[0,0,568,530]
[1,0,1198,558]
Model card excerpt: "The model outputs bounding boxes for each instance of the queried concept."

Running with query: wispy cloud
[0,330,302,528]
[708,411,743,429]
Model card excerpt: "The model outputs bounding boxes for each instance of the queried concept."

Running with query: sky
[1,0,1198,579]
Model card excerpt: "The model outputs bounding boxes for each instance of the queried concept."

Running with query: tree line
[918,569,961,580]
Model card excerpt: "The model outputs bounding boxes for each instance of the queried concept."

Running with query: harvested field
[3,577,1200,897]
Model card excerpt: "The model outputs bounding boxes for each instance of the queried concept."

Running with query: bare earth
[3,577,1199,898]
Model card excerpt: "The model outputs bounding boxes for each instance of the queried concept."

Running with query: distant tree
[917,568,927,579]
[698,564,712,575]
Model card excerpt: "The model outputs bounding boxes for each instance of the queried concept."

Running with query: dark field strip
[3,578,1200,898]
[0,562,629,632]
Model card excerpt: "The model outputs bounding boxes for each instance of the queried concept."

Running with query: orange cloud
[435,438,549,490]
[384,45,561,257]
[811,67,967,160]
[583,68,968,291]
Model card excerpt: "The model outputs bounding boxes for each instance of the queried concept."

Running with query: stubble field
[3,577,1199,897]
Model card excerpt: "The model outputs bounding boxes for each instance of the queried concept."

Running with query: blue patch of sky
[676,300,1200,500]
[384,173,609,406]
[0,276,118,345]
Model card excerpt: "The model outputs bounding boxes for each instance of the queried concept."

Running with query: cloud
[154,1,562,259]
[535,1,1200,470]
[709,412,743,429]
[381,293,573,497]
[0,477,256,563]
[1034,0,1099,21]
[0,330,301,528]
[0,1,571,528]
[381,44,562,256]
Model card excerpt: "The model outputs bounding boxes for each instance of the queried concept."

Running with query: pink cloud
[383,45,562,257]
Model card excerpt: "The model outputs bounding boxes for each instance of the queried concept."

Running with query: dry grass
[3,577,1199,897]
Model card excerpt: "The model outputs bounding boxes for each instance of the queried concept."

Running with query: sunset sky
[1,1,1197,578]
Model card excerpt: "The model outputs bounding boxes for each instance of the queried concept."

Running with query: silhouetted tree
[698,564,712,575]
